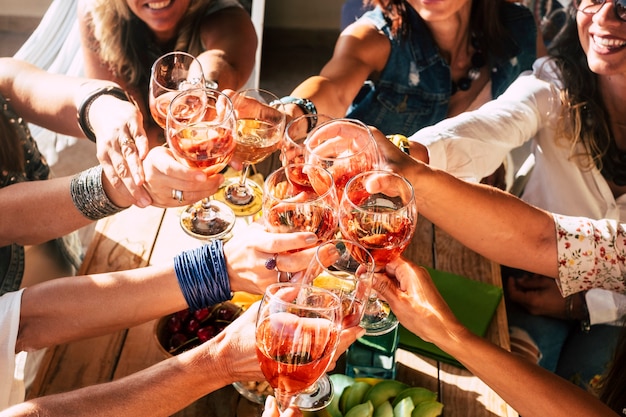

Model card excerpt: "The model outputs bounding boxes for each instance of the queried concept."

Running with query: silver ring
[120,137,135,147]
[265,254,278,271]
[171,189,184,203]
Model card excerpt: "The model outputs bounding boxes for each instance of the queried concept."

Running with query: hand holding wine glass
[166,87,237,240]
[256,283,342,414]
[281,114,333,167]
[263,164,339,243]
[339,170,418,335]
[304,118,380,199]
[216,88,286,216]
[290,238,375,411]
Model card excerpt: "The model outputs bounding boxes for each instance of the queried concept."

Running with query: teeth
[593,35,626,48]
[147,0,171,10]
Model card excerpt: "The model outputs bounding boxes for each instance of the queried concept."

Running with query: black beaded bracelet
[278,96,318,131]
[77,86,131,142]
[174,241,232,311]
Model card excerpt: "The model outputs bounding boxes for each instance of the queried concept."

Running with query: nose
[593,0,622,24]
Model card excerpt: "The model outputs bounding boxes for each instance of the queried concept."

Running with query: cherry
[186,318,200,334]
[194,307,210,322]
[168,333,188,351]
[167,316,182,333]
[197,325,217,342]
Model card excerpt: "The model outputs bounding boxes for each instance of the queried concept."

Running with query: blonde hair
[88,0,209,88]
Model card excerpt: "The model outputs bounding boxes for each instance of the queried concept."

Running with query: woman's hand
[89,94,152,206]
[224,222,319,294]
[140,145,225,208]
[374,257,463,345]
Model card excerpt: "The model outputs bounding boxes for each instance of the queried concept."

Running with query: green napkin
[398,267,503,368]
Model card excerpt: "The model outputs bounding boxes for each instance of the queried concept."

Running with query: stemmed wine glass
[304,118,381,199]
[280,114,333,167]
[339,170,417,336]
[293,238,375,411]
[166,87,238,240]
[215,88,286,216]
[149,51,206,129]
[263,163,339,243]
[256,282,342,414]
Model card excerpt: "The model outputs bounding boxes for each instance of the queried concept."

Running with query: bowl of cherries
[154,301,243,356]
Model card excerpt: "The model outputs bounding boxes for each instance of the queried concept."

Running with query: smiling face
[577,2,626,76]
[406,0,472,23]
[125,0,191,43]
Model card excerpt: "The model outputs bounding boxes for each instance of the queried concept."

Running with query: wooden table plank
[27,205,166,399]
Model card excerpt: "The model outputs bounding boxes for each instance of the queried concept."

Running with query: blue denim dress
[346,3,538,136]
[0,94,82,295]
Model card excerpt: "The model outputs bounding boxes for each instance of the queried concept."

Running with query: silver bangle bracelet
[70,166,126,221]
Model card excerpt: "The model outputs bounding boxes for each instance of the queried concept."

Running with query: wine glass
[149,51,206,129]
[166,87,238,240]
[304,118,381,200]
[214,88,286,217]
[339,170,417,336]
[263,164,339,243]
[293,238,375,411]
[280,114,333,167]
[256,282,342,414]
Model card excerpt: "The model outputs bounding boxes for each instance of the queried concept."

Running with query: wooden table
[27,203,518,417]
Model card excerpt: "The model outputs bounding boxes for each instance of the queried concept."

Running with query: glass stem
[238,163,251,188]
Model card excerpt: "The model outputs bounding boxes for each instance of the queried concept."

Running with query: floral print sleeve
[554,214,626,297]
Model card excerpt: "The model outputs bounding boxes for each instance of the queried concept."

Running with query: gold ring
[120,137,136,147]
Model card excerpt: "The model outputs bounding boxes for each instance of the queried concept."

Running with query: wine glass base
[293,375,333,412]
[361,312,399,337]
[213,177,263,217]
[180,200,236,241]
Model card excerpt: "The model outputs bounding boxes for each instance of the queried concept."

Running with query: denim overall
[346,3,538,136]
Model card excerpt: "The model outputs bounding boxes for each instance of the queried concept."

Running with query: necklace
[450,34,486,95]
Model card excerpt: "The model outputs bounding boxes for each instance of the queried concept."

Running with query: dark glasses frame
[573,0,626,22]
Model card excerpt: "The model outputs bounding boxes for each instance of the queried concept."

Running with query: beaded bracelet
[277,96,318,131]
[70,166,126,221]
[77,86,131,142]
[174,240,232,311]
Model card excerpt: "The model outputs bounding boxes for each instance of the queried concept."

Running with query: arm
[374,130,558,278]
[4,305,265,417]
[407,71,556,180]
[16,224,319,351]
[376,259,618,417]
[196,6,257,90]
[287,21,389,119]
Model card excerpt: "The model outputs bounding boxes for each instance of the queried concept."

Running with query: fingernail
[138,198,150,207]
[196,173,206,182]
[305,234,318,245]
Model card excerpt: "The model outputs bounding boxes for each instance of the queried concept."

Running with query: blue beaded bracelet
[174,240,232,311]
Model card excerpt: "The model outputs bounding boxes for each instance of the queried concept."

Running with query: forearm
[408,163,558,278]
[437,327,617,417]
[17,264,185,351]
[0,343,227,417]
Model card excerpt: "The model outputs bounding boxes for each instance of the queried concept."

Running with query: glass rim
[167,87,235,128]
[342,169,416,209]
[263,282,342,311]
[263,163,337,202]
[314,238,377,276]
[150,51,206,92]
[304,118,378,162]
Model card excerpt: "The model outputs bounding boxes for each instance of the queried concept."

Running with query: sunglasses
[573,0,626,22]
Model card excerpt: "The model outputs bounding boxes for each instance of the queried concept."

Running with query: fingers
[142,146,225,207]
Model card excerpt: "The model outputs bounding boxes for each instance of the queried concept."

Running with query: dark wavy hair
[546,4,626,184]
[366,0,516,63]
